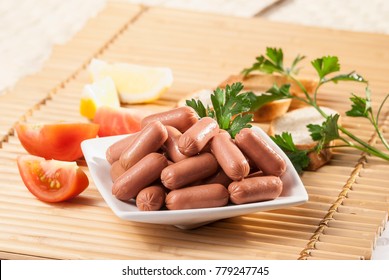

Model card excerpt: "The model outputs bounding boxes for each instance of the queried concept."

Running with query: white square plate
[81,126,308,229]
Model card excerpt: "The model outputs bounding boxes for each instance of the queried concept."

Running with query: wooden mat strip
[0,2,388,260]
[299,110,389,259]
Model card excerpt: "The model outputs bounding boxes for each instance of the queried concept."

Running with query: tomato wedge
[15,122,99,161]
[17,155,89,202]
[93,106,151,137]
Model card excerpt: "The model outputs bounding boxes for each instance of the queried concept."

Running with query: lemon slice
[80,76,120,119]
[88,59,173,104]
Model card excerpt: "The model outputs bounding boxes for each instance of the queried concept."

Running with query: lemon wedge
[80,76,120,119]
[88,59,173,104]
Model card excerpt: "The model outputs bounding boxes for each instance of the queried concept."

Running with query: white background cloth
[0,0,388,259]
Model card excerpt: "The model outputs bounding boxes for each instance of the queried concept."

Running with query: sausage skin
[136,185,166,211]
[202,168,232,187]
[166,183,229,210]
[161,152,219,190]
[106,132,139,164]
[110,160,126,182]
[119,121,168,170]
[178,117,219,156]
[245,170,264,179]
[141,106,198,133]
[113,153,168,201]
[235,128,286,177]
[162,126,189,162]
[210,130,250,181]
[228,176,283,204]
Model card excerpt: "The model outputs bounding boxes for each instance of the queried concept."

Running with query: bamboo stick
[248,212,322,226]
[314,241,371,259]
[318,234,372,249]
[303,250,364,260]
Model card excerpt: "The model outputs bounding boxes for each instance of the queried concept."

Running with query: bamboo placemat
[0,2,388,260]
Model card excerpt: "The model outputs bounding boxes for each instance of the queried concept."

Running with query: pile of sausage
[106,106,286,211]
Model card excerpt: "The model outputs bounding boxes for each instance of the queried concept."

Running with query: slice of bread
[268,106,339,171]
[248,91,291,122]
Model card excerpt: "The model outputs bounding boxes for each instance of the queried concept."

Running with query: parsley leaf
[289,54,306,75]
[186,82,253,138]
[242,47,304,77]
[346,88,372,118]
[265,47,284,72]
[223,83,252,116]
[326,71,367,84]
[248,83,293,111]
[307,114,340,151]
[229,114,253,138]
[271,132,310,174]
[211,83,252,135]
[311,56,340,80]
[186,98,207,118]
[311,56,367,86]
[241,56,266,76]
[211,87,229,129]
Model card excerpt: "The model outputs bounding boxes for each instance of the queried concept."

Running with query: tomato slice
[17,155,89,202]
[15,122,99,161]
[93,106,150,137]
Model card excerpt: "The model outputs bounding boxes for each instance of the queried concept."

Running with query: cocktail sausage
[210,130,250,181]
[119,121,168,170]
[202,168,232,187]
[161,152,219,190]
[136,185,166,211]
[141,106,198,133]
[162,126,189,162]
[235,128,286,177]
[178,117,219,156]
[166,183,229,210]
[110,160,126,182]
[113,153,168,200]
[228,176,283,204]
[106,132,139,164]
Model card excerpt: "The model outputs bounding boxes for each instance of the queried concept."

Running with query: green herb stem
[374,124,389,151]
[338,126,389,161]
[375,93,389,150]
[287,75,314,104]
[376,94,389,125]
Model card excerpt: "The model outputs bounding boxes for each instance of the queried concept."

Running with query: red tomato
[15,122,99,161]
[93,106,150,137]
[17,155,89,202]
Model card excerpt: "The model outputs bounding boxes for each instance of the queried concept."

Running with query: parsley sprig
[242,47,305,76]
[243,47,389,171]
[247,83,293,112]
[271,132,310,174]
[186,82,253,138]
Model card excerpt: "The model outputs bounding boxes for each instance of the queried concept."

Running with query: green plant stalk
[376,94,389,125]
[287,73,389,161]
[373,93,389,150]
[287,75,313,104]
[372,121,389,151]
